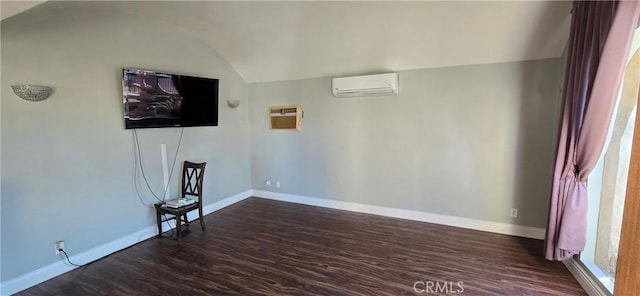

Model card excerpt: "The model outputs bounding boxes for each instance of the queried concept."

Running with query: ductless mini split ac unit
[332,73,399,98]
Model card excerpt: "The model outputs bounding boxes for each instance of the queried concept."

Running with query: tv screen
[122,68,219,129]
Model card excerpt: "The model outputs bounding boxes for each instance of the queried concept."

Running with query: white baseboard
[252,190,546,240]
[2,189,545,295]
[0,190,252,296]
[0,226,157,296]
[563,258,612,296]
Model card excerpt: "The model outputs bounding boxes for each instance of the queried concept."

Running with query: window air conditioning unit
[269,105,302,131]
[332,73,399,98]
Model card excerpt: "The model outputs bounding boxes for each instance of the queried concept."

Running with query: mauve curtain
[545,0,640,261]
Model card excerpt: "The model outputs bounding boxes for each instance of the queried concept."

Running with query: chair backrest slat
[182,161,206,202]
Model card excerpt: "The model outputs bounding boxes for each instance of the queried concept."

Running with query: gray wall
[1,6,251,280]
[249,59,561,228]
[1,3,563,284]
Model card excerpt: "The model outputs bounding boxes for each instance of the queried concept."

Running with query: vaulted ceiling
[2,1,572,83]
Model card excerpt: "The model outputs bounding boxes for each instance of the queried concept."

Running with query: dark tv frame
[122,68,219,129]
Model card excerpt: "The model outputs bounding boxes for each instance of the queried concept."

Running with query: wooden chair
[155,161,206,241]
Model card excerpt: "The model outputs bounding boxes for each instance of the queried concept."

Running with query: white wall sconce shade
[11,85,53,102]
[226,100,240,109]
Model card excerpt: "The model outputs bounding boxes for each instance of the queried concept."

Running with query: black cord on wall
[131,128,184,206]
[59,249,83,267]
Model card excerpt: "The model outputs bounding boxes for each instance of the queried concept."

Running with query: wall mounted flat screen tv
[122,68,219,129]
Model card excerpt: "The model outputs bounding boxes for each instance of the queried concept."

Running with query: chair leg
[176,215,182,241]
[199,207,206,230]
[156,209,162,238]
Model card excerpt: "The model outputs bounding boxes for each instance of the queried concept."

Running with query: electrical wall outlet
[266,180,271,187]
[54,241,65,254]
[510,208,518,218]
[276,181,280,188]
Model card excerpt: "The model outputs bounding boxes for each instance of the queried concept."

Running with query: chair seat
[156,202,199,215]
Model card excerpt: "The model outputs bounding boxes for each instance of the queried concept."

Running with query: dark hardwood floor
[19,197,585,295]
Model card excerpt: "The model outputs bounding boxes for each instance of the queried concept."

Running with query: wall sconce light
[11,85,53,102]
[226,100,240,109]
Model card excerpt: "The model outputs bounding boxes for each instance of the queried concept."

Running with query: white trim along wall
[253,190,546,240]
[1,190,546,295]
[0,190,252,296]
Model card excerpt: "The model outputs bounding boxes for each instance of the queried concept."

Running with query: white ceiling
[2,1,572,83]
[0,0,46,20]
